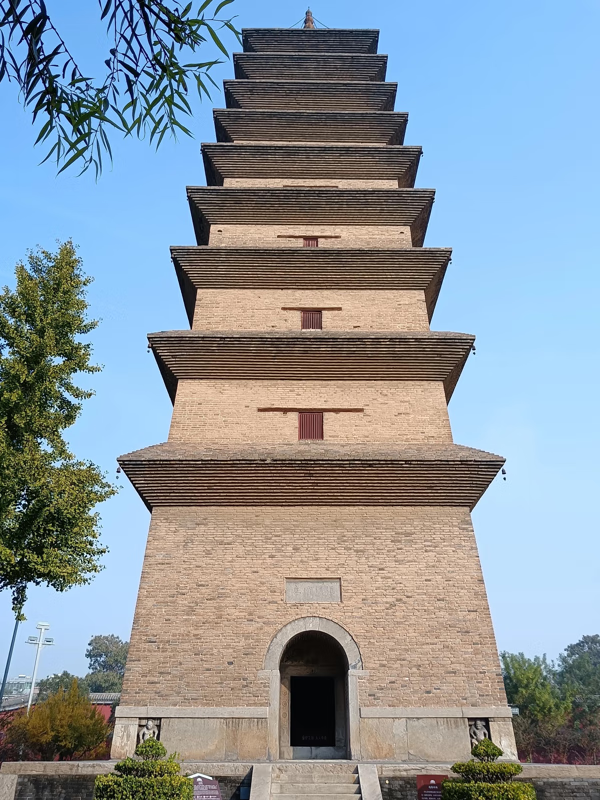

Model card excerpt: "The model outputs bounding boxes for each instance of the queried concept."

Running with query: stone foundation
[3,764,600,800]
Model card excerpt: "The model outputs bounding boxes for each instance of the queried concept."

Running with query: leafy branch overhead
[0,0,239,176]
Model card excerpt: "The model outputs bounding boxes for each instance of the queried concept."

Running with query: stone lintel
[115,706,269,719]
[360,706,514,719]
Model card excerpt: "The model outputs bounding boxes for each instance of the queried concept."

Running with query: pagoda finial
[303,8,316,29]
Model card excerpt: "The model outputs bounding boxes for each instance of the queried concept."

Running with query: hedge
[94,739,192,800]
[442,781,536,800]
[95,775,193,800]
[451,763,523,784]
[113,758,181,777]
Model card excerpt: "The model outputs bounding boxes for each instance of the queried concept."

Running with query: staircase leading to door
[249,764,382,800]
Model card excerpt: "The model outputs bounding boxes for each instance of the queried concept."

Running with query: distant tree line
[503,635,600,763]
[37,634,129,697]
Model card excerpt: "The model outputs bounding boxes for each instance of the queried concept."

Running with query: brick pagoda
[113,20,517,764]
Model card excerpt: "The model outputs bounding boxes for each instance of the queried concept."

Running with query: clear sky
[1,0,599,683]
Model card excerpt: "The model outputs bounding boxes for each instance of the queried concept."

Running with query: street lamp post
[25,623,54,714]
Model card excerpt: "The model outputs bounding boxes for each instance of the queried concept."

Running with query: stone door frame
[261,616,363,761]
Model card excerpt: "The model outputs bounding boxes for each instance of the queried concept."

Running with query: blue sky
[1,0,599,682]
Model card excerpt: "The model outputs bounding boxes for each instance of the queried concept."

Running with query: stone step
[275,776,359,785]
[273,785,360,794]
[275,794,361,800]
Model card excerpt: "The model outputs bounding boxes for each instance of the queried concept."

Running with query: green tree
[557,636,600,763]
[86,634,129,676]
[501,651,571,762]
[558,635,600,710]
[37,670,87,701]
[7,680,109,760]
[0,1,238,176]
[0,241,116,617]
[84,633,129,692]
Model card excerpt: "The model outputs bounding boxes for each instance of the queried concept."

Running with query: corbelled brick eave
[117,442,504,512]
[213,109,408,145]
[200,143,422,186]
[241,28,380,54]
[186,187,435,246]
[147,330,474,404]
[223,79,398,112]
[170,246,452,325]
[233,53,388,82]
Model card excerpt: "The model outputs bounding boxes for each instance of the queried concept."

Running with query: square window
[298,411,323,440]
[303,237,319,248]
[301,310,322,330]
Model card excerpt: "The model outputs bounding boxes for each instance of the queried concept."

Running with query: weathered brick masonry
[124,506,502,707]
[113,23,516,763]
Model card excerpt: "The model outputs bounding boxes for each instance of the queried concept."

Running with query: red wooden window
[303,237,319,248]
[301,310,323,330]
[298,412,324,440]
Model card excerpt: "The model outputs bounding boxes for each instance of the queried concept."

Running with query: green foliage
[96,737,191,800]
[84,670,123,693]
[442,782,536,800]
[501,652,570,725]
[86,634,129,676]
[0,1,240,176]
[471,739,505,762]
[136,738,168,761]
[558,635,600,713]
[451,763,523,783]
[36,670,86,701]
[0,241,116,614]
[115,758,180,777]
[95,775,193,800]
[501,638,600,763]
[5,680,109,760]
[446,739,535,800]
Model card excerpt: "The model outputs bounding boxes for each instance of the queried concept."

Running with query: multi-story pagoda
[112,17,517,764]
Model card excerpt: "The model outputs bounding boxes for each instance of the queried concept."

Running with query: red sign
[193,778,222,800]
[417,775,446,800]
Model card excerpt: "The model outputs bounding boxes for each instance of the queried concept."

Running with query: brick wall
[527,779,600,799]
[121,506,506,709]
[12,774,248,800]
[191,289,429,332]
[380,777,600,800]
[209,225,413,248]
[168,380,452,445]
[15,776,95,800]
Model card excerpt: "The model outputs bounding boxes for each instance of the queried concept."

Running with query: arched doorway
[279,631,349,759]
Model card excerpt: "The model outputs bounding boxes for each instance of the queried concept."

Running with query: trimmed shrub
[471,740,504,762]
[113,758,181,777]
[95,739,192,800]
[442,739,535,800]
[95,775,193,800]
[451,763,523,783]
[135,739,167,760]
[442,783,536,800]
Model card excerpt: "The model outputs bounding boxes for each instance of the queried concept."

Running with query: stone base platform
[3,759,600,800]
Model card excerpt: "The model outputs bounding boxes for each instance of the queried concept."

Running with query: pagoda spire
[303,8,316,28]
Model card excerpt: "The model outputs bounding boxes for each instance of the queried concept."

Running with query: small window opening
[303,237,319,248]
[299,412,324,441]
[301,310,322,330]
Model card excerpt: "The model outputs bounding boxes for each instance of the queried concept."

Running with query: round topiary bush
[442,783,536,800]
[442,740,535,800]
[95,739,192,800]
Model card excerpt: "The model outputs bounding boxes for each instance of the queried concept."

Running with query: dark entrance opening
[279,630,348,758]
[290,676,335,747]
